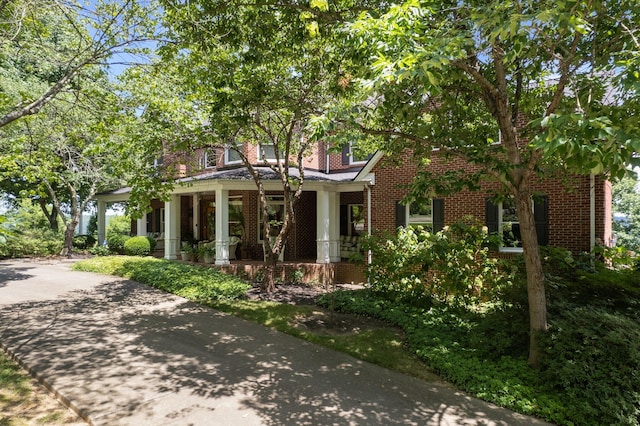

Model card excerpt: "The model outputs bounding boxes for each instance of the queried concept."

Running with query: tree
[316,0,640,366]
[0,0,159,129]
[0,70,134,256]
[132,0,363,291]
[612,176,640,251]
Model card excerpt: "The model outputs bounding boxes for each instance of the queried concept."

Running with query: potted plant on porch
[197,243,216,264]
[180,243,194,261]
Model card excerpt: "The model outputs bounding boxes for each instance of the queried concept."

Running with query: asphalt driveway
[0,258,551,425]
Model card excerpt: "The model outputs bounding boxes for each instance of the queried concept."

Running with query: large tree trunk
[60,220,78,257]
[514,190,548,367]
[261,250,279,292]
[39,199,59,232]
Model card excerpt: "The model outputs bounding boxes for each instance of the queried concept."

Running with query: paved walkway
[0,259,551,425]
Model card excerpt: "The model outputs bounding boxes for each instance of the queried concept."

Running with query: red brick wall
[369,150,612,254]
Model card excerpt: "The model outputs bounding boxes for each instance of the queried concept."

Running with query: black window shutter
[534,195,549,246]
[485,198,499,234]
[154,209,161,233]
[341,145,350,165]
[395,202,406,229]
[485,198,499,250]
[433,199,444,232]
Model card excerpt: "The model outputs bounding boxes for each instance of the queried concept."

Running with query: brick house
[96,140,612,283]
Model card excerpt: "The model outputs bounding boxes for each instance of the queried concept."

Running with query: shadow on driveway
[0,260,551,425]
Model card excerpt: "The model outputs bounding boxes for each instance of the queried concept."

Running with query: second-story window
[225,147,242,164]
[258,144,284,161]
[204,148,216,169]
[342,142,373,165]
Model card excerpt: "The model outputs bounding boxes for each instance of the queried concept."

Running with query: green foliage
[540,308,640,425]
[362,221,512,306]
[107,234,130,255]
[72,234,96,250]
[0,201,62,258]
[288,268,305,285]
[613,176,640,252]
[72,256,250,302]
[88,245,111,256]
[317,263,640,425]
[106,216,132,238]
[124,235,152,256]
[0,228,63,258]
[146,236,157,252]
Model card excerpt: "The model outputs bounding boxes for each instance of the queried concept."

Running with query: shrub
[107,234,130,255]
[124,236,151,256]
[89,245,111,256]
[540,308,640,425]
[0,229,63,258]
[72,234,96,250]
[362,219,512,306]
[147,236,157,252]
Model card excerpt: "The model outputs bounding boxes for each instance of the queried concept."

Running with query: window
[204,148,216,169]
[395,199,444,232]
[229,196,243,238]
[153,156,163,167]
[348,205,365,236]
[408,200,433,231]
[486,196,548,252]
[258,144,284,161]
[499,198,522,250]
[225,147,242,164]
[342,143,373,165]
[259,195,285,241]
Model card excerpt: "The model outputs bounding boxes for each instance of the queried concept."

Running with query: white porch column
[164,195,180,260]
[329,192,341,262]
[136,215,147,237]
[193,193,200,241]
[97,200,106,245]
[316,190,331,263]
[215,189,230,265]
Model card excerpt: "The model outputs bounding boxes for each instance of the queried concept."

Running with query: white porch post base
[215,240,230,265]
[316,240,331,264]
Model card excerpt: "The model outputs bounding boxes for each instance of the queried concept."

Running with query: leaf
[310,0,329,12]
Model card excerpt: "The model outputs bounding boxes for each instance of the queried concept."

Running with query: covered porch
[95,167,374,285]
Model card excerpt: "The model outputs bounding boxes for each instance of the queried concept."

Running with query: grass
[0,350,78,425]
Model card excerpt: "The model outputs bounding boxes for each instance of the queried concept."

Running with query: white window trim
[224,147,242,165]
[204,149,216,169]
[349,142,369,165]
[258,195,285,242]
[257,144,284,162]
[497,199,530,253]
[153,157,163,167]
